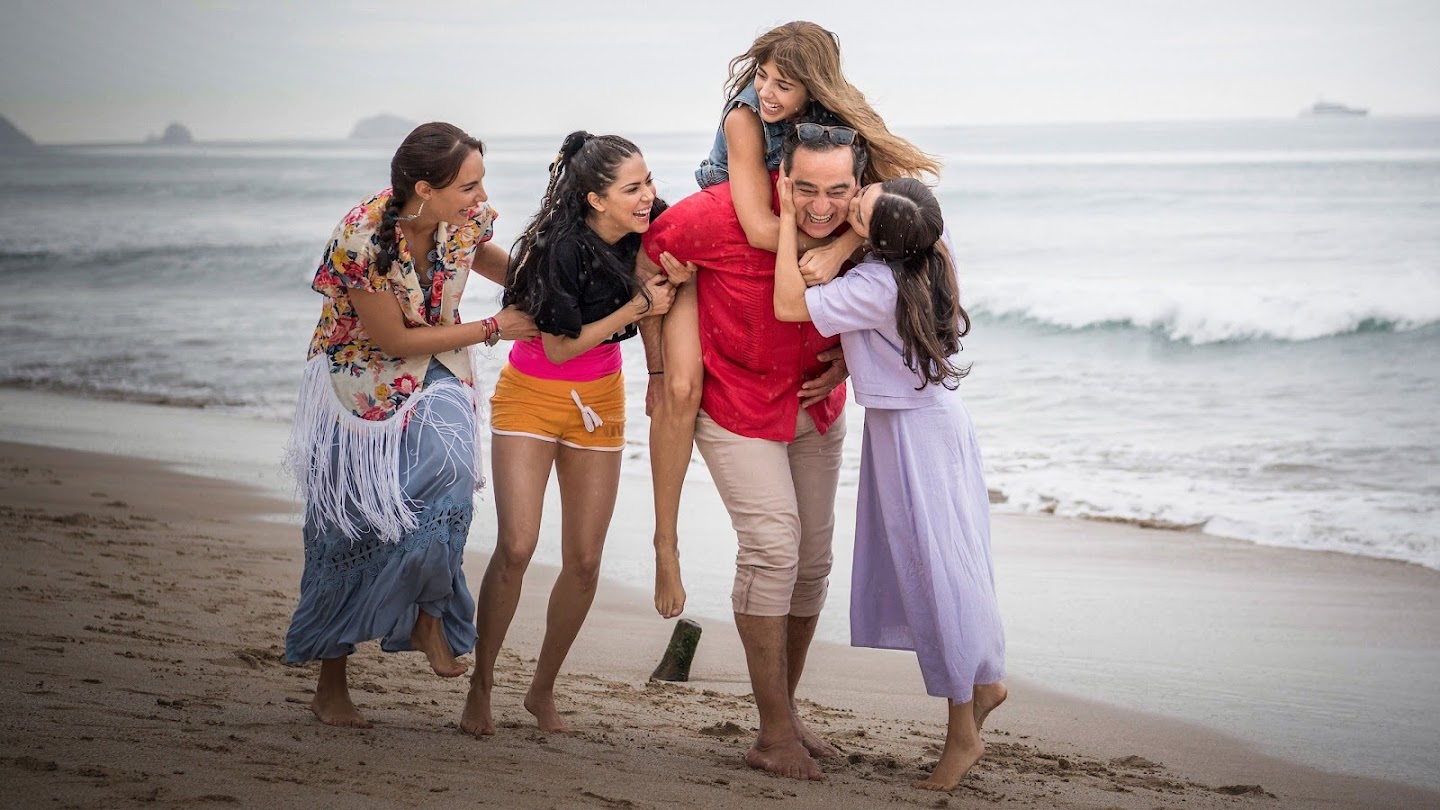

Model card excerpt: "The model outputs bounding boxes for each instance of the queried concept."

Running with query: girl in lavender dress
[773,174,1006,790]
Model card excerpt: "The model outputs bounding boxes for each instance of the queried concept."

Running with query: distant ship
[1300,99,1368,117]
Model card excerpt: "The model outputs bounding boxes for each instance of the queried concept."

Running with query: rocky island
[147,123,195,144]
[349,113,418,141]
[0,115,38,153]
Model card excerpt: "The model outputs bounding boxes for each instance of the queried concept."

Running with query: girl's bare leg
[459,435,556,735]
[650,283,702,618]
[523,444,622,732]
[311,656,370,728]
[973,680,1008,732]
[914,699,985,791]
[410,609,467,677]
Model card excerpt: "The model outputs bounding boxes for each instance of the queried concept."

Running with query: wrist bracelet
[648,370,665,376]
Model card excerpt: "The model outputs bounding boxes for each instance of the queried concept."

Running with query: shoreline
[5,384,1435,574]
[2,440,1438,809]
[2,387,1439,793]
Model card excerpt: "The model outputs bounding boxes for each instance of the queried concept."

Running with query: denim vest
[695,83,789,189]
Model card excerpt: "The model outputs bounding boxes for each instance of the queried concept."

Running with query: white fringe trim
[284,355,486,545]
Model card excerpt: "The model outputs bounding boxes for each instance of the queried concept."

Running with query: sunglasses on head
[795,123,859,146]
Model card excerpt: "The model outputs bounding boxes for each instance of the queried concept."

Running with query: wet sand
[2,439,1438,809]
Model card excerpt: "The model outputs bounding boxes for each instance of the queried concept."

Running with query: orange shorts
[489,365,626,451]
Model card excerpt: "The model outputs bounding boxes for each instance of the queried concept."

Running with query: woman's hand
[771,167,811,322]
[493,305,538,342]
[658,251,697,285]
[798,241,848,287]
[777,171,797,219]
[632,273,676,319]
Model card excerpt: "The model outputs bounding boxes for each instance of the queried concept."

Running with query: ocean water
[1,118,1437,571]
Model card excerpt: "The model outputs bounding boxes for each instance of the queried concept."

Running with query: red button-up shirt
[642,175,846,442]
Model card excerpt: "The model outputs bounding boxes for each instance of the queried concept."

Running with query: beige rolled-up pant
[694,408,846,617]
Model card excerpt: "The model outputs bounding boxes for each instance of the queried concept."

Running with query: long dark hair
[375,122,485,276]
[504,131,654,316]
[867,178,971,389]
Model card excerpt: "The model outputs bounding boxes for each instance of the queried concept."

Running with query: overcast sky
[3,0,1438,143]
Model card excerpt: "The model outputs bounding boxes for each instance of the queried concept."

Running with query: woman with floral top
[459,132,678,736]
[284,122,537,729]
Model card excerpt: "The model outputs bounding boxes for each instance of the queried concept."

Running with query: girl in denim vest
[648,22,942,620]
[694,21,940,273]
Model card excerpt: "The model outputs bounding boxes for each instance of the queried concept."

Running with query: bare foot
[459,679,493,736]
[654,551,687,619]
[410,611,468,678]
[792,712,842,759]
[974,681,1008,732]
[914,739,984,791]
[311,688,370,729]
[524,688,572,734]
[744,735,823,781]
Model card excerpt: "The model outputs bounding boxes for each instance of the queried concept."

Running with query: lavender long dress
[850,393,1005,702]
[805,240,1005,703]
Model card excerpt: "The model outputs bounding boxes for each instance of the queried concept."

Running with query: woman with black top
[460,132,678,735]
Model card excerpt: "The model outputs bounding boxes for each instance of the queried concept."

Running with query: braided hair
[374,122,485,277]
[867,178,971,389]
[504,131,656,317]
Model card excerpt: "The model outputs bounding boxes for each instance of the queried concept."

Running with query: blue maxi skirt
[285,361,478,663]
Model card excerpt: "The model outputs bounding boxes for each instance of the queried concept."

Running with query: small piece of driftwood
[650,619,702,682]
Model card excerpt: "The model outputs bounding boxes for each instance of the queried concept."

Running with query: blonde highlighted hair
[723,21,941,184]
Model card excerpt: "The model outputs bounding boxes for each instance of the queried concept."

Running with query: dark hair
[867,178,971,389]
[375,122,485,276]
[504,131,655,316]
[780,108,869,182]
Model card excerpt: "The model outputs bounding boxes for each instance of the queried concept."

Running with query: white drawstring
[570,389,603,433]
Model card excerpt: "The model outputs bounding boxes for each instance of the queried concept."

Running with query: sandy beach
[2,390,1438,808]
[5,4,1440,806]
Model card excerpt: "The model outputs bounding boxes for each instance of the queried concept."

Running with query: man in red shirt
[641,122,865,781]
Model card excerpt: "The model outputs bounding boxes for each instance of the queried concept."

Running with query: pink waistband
[507,337,622,381]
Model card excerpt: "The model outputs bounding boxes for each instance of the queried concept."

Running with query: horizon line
[16,112,1440,148]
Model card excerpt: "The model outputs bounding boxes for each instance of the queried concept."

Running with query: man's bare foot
[654,550,687,619]
[974,681,1008,732]
[459,680,494,736]
[524,688,572,734]
[744,735,823,781]
[311,688,370,729]
[792,712,842,759]
[410,611,468,678]
[914,739,984,791]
